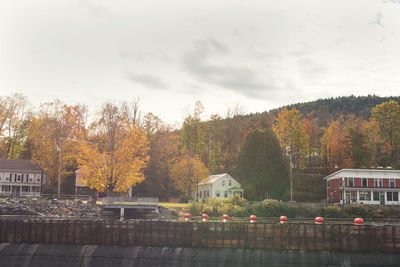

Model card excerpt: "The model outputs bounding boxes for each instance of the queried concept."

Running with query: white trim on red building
[323,169,400,205]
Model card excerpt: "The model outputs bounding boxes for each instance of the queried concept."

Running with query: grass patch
[159,202,188,209]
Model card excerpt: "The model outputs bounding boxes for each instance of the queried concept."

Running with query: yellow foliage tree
[78,127,149,194]
[169,154,208,197]
[273,108,307,167]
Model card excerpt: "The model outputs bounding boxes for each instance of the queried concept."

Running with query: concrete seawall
[1,243,400,267]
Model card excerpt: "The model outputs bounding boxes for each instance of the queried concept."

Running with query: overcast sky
[1,0,400,126]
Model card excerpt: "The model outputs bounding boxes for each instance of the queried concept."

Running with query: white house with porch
[0,159,45,197]
[195,173,243,200]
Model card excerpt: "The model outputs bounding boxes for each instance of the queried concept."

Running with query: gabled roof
[199,173,239,185]
[323,168,400,180]
[0,159,43,172]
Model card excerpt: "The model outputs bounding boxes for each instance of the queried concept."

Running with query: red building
[324,169,400,205]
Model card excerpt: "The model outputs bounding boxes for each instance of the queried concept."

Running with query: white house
[0,159,45,197]
[195,173,243,200]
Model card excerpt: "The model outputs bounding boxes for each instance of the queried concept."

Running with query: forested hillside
[267,95,400,127]
[1,94,400,202]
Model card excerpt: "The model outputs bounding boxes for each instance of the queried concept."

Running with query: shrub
[344,204,374,218]
[188,201,201,215]
[255,199,286,217]
[324,205,345,218]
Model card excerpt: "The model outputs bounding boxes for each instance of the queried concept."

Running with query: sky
[1,0,400,127]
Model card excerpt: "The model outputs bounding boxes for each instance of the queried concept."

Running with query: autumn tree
[344,127,371,168]
[169,154,208,198]
[204,114,224,174]
[0,94,31,159]
[371,100,400,166]
[221,105,246,173]
[302,112,321,166]
[320,118,352,171]
[132,113,181,200]
[273,108,307,168]
[28,100,88,193]
[234,130,289,200]
[180,101,206,159]
[77,102,149,195]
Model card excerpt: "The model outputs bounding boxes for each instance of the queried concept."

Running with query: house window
[207,190,209,197]
[375,178,382,188]
[387,192,393,201]
[200,191,202,198]
[224,191,228,198]
[373,192,379,201]
[390,179,395,188]
[16,174,22,182]
[222,180,225,186]
[229,180,231,186]
[2,185,10,192]
[216,190,220,198]
[5,173,10,182]
[32,187,40,193]
[394,192,399,201]
[327,180,331,188]
[349,178,354,187]
[339,179,343,187]
[362,178,367,187]
[359,191,371,201]
[28,174,33,183]
[0,173,2,181]
[36,175,41,183]
[22,186,30,193]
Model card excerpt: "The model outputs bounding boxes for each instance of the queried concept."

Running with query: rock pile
[0,197,102,218]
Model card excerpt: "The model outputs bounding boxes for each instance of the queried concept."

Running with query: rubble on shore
[0,197,176,219]
[0,197,102,218]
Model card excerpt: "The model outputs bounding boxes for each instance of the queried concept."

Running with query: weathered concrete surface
[1,243,400,267]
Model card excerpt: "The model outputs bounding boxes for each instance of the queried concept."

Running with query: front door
[345,192,350,204]
[380,192,385,205]
[12,186,21,197]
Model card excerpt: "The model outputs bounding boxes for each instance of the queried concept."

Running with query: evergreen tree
[234,130,289,200]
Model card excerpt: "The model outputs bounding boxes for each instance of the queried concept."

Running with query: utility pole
[289,152,293,202]
[196,174,199,202]
[286,146,294,202]
[57,139,62,199]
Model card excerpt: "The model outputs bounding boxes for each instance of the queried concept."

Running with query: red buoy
[222,214,229,223]
[202,214,208,222]
[250,215,257,223]
[354,218,364,225]
[315,217,324,224]
[280,216,287,224]
[184,213,190,222]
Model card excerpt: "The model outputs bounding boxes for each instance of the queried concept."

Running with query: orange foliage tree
[77,102,149,195]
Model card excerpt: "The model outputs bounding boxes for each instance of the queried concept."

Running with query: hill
[265,95,400,126]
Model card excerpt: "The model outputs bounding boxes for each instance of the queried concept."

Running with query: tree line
[1,93,399,201]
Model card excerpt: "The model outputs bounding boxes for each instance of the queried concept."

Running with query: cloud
[297,58,329,81]
[371,11,384,27]
[290,43,315,58]
[126,72,169,89]
[183,38,281,99]
[79,0,114,20]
